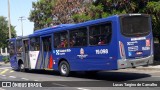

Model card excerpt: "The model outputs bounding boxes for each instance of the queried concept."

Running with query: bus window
[9,41,15,57]
[120,16,150,37]
[16,40,22,52]
[24,40,29,52]
[69,28,87,47]
[43,37,52,51]
[89,23,112,45]
[54,31,68,48]
[30,37,40,51]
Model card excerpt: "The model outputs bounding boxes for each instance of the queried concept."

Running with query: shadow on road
[22,69,151,82]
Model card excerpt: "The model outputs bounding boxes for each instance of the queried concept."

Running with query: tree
[0,16,16,48]
[72,0,142,22]
[29,0,160,41]
[72,0,160,42]
[52,0,93,24]
[146,1,160,42]
[29,0,54,31]
[29,0,93,30]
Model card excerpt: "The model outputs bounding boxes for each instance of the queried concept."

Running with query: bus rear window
[120,16,151,37]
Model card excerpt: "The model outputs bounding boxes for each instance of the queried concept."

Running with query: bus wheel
[19,63,25,72]
[59,61,70,76]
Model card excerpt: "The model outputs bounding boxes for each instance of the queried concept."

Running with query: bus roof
[9,36,29,41]
[8,38,16,41]
[29,15,119,37]
[8,13,150,40]
[34,24,75,33]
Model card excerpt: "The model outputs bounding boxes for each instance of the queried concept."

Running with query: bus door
[41,35,52,69]
[22,39,30,68]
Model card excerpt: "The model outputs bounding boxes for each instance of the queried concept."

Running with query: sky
[0,0,37,36]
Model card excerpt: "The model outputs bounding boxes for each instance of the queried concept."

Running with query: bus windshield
[120,16,151,37]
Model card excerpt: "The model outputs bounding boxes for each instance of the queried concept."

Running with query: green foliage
[72,13,92,23]
[146,1,160,42]
[2,56,9,63]
[29,0,54,30]
[0,16,17,48]
[29,0,160,42]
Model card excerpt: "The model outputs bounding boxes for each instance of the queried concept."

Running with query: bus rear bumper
[117,55,154,69]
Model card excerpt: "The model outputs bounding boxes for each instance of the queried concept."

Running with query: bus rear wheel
[19,63,25,72]
[59,61,70,76]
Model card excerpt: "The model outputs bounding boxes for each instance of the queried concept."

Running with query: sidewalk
[0,62,10,66]
[136,61,160,70]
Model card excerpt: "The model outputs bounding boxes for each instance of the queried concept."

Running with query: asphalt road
[0,63,160,90]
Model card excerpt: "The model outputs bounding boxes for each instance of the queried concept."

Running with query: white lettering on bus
[131,37,146,41]
[95,49,108,54]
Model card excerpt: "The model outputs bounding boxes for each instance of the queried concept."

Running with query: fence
[0,48,9,62]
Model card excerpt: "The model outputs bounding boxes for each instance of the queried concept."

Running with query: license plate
[136,51,142,55]
[135,61,144,64]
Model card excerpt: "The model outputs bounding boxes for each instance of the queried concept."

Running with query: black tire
[19,63,25,72]
[59,61,70,76]
[24,68,29,72]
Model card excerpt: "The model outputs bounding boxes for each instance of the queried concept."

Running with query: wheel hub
[61,64,67,74]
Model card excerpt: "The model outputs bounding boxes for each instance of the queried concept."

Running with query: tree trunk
[158,37,160,43]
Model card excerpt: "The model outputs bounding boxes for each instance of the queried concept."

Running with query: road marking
[9,76,16,79]
[9,70,14,73]
[1,75,6,77]
[0,67,11,69]
[34,80,39,81]
[77,88,90,90]
[52,83,68,87]
[0,88,6,90]
[0,75,7,79]
[0,69,8,74]
[0,69,9,74]
[21,78,29,80]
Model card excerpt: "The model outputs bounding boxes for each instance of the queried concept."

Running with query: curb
[136,68,160,70]
[135,61,160,70]
[136,66,160,70]
[0,62,10,66]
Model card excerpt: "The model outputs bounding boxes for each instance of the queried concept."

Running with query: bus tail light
[119,41,126,59]
[146,39,150,47]
[150,39,153,55]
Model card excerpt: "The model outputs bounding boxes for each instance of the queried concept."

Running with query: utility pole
[18,16,25,36]
[8,0,11,39]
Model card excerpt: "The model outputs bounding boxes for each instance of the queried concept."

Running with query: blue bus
[9,14,153,76]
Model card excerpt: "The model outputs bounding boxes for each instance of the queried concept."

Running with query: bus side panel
[29,51,40,69]
[53,46,118,71]
[10,55,18,70]
[52,20,119,71]
[35,51,43,69]
[43,51,53,69]
[30,50,52,69]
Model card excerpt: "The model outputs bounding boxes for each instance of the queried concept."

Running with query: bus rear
[117,14,153,69]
